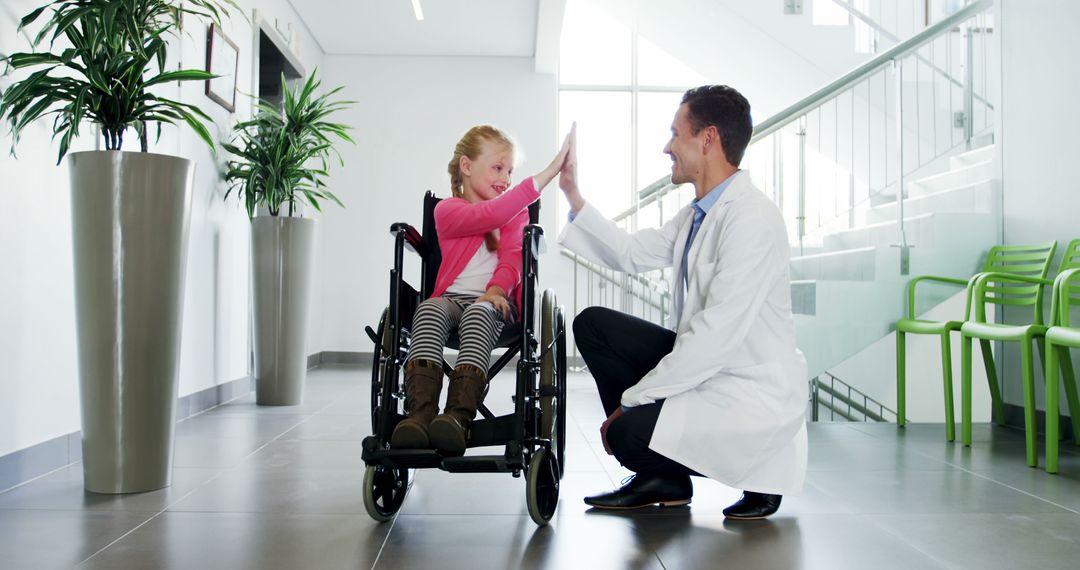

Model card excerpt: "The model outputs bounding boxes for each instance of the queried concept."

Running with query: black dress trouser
[573,306,701,482]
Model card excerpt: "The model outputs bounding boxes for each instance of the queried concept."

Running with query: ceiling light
[411,0,424,21]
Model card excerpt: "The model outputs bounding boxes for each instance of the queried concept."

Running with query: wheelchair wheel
[362,464,410,522]
[370,307,396,433]
[539,290,567,475]
[526,448,560,526]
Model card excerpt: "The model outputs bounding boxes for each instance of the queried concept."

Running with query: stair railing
[635,0,993,258]
[811,372,898,422]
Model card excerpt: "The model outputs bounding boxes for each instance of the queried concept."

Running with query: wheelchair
[362,191,567,526]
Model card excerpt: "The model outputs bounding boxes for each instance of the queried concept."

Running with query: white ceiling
[287,0,540,57]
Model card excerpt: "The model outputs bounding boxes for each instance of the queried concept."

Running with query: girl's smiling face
[461,141,514,203]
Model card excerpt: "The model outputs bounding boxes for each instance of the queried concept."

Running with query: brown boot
[390,359,444,449]
[428,364,488,456]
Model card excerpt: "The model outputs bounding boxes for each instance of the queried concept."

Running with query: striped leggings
[405,293,516,372]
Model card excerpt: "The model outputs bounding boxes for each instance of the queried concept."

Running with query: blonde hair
[447,125,515,199]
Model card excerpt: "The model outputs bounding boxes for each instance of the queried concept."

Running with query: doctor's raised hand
[558,123,585,214]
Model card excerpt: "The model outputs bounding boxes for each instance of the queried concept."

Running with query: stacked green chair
[960,240,1079,467]
[1044,244,1080,473]
[897,242,1058,441]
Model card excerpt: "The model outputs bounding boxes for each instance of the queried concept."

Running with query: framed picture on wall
[205,23,239,112]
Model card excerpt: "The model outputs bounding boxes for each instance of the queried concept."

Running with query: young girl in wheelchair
[392,125,570,455]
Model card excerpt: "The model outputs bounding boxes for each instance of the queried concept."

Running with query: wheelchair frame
[361,191,567,526]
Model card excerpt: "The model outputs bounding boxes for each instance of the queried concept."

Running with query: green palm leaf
[0,0,235,163]
[223,69,355,218]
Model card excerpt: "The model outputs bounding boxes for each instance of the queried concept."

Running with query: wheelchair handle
[390,222,427,257]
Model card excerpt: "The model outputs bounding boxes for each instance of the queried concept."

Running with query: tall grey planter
[69,151,194,494]
[251,217,316,405]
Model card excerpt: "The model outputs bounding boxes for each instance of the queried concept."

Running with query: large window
[558,0,704,227]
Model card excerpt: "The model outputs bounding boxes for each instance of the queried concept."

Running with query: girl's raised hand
[534,127,574,190]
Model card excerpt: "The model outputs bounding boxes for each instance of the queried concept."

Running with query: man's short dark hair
[681,85,752,167]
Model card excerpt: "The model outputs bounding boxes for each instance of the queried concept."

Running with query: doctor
[558,85,807,519]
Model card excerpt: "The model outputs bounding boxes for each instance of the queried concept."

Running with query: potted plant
[222,70,354,405]
[0,0,235,494]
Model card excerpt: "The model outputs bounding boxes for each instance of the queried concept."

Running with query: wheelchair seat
[445,322,523,351]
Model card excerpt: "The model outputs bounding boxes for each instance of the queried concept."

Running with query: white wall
[312,55,560,352]
[0,0,323,457]
[997,0,1080,414]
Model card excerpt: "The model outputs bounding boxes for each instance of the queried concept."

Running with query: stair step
[864,180,998,224]
[822,211,996,251]
[790,246,877,281]
[908,160,993,196]
[949,143,994,169]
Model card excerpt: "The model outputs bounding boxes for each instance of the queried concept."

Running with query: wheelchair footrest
[442,454,522,473]
[363,447,444,469]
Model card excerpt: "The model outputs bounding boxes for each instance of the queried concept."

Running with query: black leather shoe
[722,491,782,520]
[584,474,692,510]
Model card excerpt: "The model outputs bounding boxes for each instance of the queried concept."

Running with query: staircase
[792,143,999,380]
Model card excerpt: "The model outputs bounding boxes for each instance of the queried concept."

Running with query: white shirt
[446,243,498,296]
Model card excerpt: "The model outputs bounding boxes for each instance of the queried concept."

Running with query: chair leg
[1036,337,1048,378]
[1021,340,1038,468]
[940,333,955,442]
[1046,340,1060,474]
[979,339,1005,426]
[897,331,906,427]
[1057,346,1080,444]
[962,334,973,446]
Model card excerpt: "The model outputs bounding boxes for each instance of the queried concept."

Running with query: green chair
[960,240,1080,467]
[897,242,1058,441]
[1044,259,1080,473]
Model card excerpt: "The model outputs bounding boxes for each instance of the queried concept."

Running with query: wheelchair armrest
[390,222,428,257]
[523,224,547,259]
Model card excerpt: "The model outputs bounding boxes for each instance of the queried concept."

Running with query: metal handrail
[638,0,993,205]
[560,250,669,312]
[811,372,897,422]
[753,0,991,140]
[830,0,995,112]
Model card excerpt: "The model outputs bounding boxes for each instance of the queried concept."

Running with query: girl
[392,125,570,455]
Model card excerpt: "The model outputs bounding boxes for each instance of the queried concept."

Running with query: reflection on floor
[3,364,1080,569]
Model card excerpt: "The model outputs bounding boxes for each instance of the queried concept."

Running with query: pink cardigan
[431,177,540,315]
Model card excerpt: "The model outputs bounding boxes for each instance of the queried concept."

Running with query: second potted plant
[223,70,354,405]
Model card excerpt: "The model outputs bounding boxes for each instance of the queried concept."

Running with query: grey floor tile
[77,511,388,570]
[868,512,1080,570]
[171,435,271,469]
[560,441,608,473]
[167,467,370,515]
[0,465,218,512]
[241,439,367,472]
[174,412,306,441]
[648,513,948,570]
[278,413,373,442]
[379,514,665,570]
[808,468,1072,515]
[807,440,954,472]
[0,509,154,568]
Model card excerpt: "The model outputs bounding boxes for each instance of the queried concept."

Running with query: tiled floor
[4,364,1080,569]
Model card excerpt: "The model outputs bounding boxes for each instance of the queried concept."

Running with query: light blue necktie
[681,204,706,290]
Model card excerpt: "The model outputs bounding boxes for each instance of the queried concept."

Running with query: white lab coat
[558,171,808,495]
